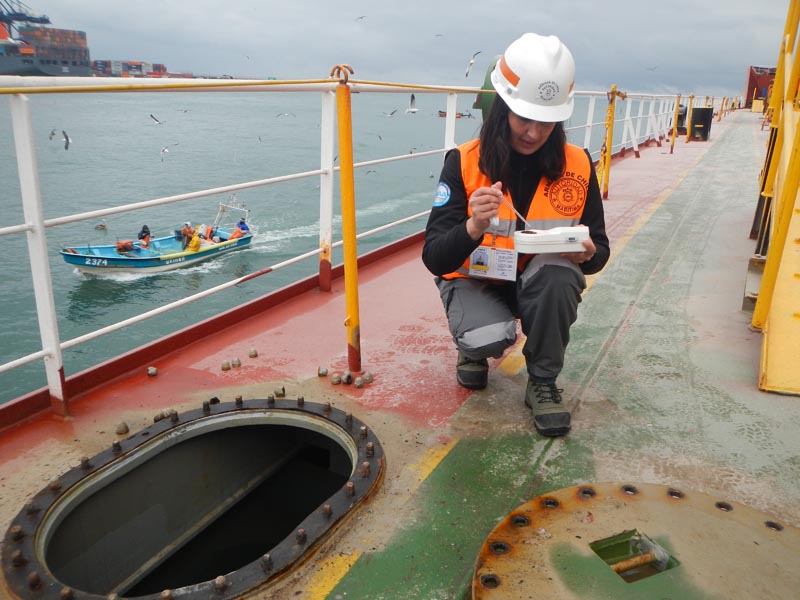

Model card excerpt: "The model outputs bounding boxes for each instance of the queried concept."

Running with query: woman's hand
[466,181,503,240]
[561,238,596,264]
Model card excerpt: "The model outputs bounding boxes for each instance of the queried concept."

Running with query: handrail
[0,74,718,413]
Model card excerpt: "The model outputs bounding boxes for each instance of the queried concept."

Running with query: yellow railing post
[685,95,695,142]
[596,85,626,199]
[669,94,681,154]
[330,64,361,372]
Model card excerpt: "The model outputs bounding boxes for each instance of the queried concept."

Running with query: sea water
[0,90,610,403]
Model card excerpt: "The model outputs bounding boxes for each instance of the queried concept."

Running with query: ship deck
[2,109,799,599]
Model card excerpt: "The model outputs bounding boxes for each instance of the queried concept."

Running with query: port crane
[0,1,50,38]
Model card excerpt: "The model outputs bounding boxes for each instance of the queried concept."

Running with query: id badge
[468,246,517,281]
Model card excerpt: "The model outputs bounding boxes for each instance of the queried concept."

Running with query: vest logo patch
[433,182,451,207]
[547,176,586,216]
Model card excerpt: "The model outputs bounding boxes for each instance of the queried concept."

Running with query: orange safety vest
[229,227,243,240]
[445,139,591,280]
[140,234,150,249]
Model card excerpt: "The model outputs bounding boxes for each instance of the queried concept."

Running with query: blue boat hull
[60,233,253,273]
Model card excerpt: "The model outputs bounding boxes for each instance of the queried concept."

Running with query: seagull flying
[382,108,398,117]
[465,51,482,78]
[49,128,57,140]
[355,15,366,21]
[276,112,296,117]
[405,93,419,114]
[150,113,164,125]
[160,142,179,161]
[62,130,71,150]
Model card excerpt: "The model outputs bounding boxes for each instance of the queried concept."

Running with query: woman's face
[507,112,556,154]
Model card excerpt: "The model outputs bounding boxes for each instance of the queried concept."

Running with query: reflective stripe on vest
[445,139,591,279]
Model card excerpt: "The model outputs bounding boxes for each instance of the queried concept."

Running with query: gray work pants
[436,258,586,380]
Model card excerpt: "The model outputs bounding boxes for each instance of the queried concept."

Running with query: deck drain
[1,397,384,599]
[472,482,800,599]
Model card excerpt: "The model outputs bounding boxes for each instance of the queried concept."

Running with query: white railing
[0,75,682,407]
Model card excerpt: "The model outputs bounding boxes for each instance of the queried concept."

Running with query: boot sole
[456,375,487,390]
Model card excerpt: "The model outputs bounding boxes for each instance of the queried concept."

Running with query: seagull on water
[160,143,179,162]
[94,219,107,231]
[276,112,296,117]
[465,51,482,78]
[150,113,164,125]
[62,130,72,150]
[405,94,419,114]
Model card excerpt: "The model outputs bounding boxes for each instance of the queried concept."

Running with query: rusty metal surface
[1,397,384,600]
[473,482,800,599]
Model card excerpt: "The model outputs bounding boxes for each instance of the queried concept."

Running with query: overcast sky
[25,0,790,97]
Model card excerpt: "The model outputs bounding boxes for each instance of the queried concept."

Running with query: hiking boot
[456,351,488,390]
[524,379,571,437]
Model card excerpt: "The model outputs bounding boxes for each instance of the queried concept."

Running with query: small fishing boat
[59,201,253,274]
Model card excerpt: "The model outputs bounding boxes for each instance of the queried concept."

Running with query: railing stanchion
[331,65,362,373]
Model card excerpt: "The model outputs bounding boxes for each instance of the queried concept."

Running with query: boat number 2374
[84,258,108,266]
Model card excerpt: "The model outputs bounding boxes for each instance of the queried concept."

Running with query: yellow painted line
[303,551,363,599]
[406,436,460,495]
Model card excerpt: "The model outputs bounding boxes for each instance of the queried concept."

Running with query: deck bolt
[366,442,375,457]
[248,348,258,358]
[235,395,243,406]
[159,591,174,600]
[25,503,38,515]
[342,370,353,384]
[60,587,75,600]
[359,425,368,438]
[221,361,231,371]
[203,401,211,413]
[112,441,122,454]
[115,422,129,435]
[296,528,307,544]
[274,386,286,398]
[362,371,374,383]
[49,480,62,492]
[27,571,41,589]
[261,553,273,571]
[11,550,26,567]
[209,396,220,404]
[147,366,158,377]
[267,395,275,406]
[80,456,91,469]
[10,525,24,541]
[214,575,227,592]
[231,357,242,368]
[346,481,355,496]
[297,396,305,407]
[318,366,328,376]
[331,373,342,385]
[359,461,371,478]
[354,376,365,388]
[322,504,333,518]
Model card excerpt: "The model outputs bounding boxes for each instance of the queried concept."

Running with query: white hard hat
[491,33,575,122]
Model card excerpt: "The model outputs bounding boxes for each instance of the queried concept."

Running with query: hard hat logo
[538,81,560,102]
[491,33,575,123]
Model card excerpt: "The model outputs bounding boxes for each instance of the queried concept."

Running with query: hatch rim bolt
[60,587,75,600]
[359,425,368,438]
[111,441,122,454]
[345,413,353,427]
[202,401,211,413]
[221,360,231,371]
[296,528,307,544]
[154,411,165,423]
[49,480,62,492]
[147,366,158,377]
[209,396,220,404]
[322,504,333,518]
[297,396,305,407]
[27,571,41,589]
[342,371,353,384]
[25,503,39,515]
[267,395,275,406]
[261,553,273,571]
[214,575,227,592]
[323,402,332,416]
[169,411,179,423]
[80,456,91,469]
[366,442,375,457]
[159,591,174,600]
[318,366,328,377]
[235,395,243,406]
[231,357,241,368]
[11,549,26,567]
[346,481,355,496]
[359,461,371,477]
[10,525,24,541]
[248,348,258,358]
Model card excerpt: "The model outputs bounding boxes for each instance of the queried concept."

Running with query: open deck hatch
[1,396,384,599]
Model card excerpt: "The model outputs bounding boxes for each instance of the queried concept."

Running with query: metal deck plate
[473,482,800,600]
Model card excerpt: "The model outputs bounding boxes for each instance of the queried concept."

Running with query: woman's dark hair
[478,96,567,188]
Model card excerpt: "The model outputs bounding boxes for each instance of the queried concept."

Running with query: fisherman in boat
[180,221,194,249]
[137,224,151,249]
[228,217,249,240]
[187,231,202,252]
[422,33,610,438]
